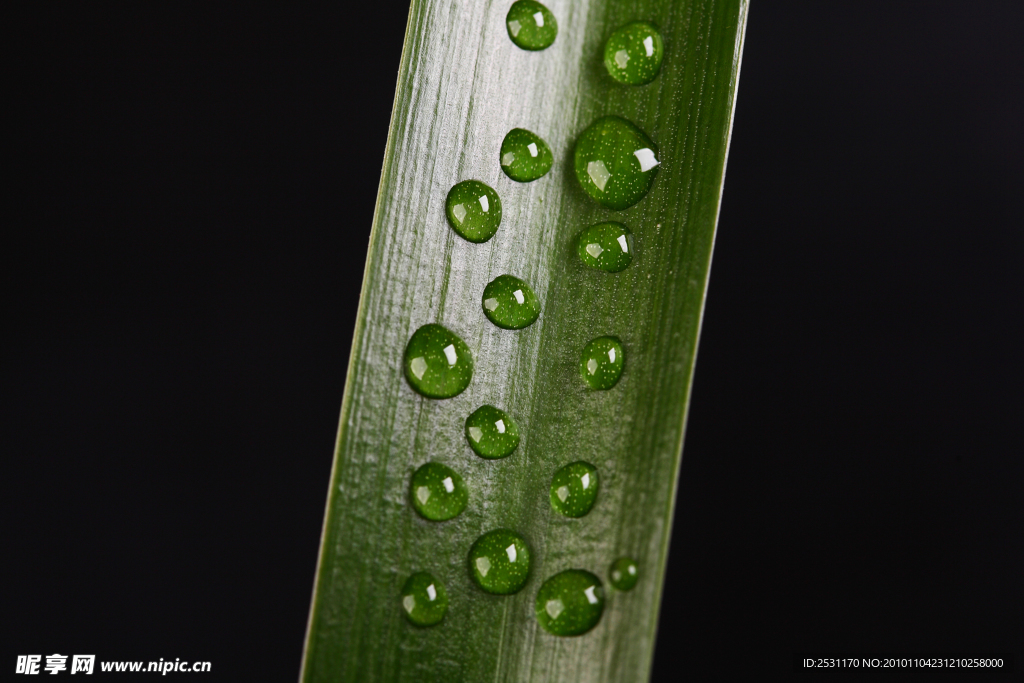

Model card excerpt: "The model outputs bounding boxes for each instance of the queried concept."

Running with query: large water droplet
[500,128,554,182]
[445,180,503,243]
[401,571,449,626]
[535,569,605,636]
[468,529,531,594]
[404,324,473,398]
[580,336,624,390]
[409,462,468,521]
[574,116,659,210]
[549,461,599,517]
[603,22,665,85]
[609,557,639,591]
[576,222,634,272]
[481,274,540,329]
[506,0,557,51]
[465,405,520,459]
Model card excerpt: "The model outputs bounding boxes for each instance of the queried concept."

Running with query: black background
[6,2,1022,680]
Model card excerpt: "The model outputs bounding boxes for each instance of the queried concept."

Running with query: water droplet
[481,275,540,329]
[535,569,605,636]
[574,116,659,210]
[500,128,553,182]
[549,461,599,517]
[468,529,531,594]
[603,22,665,85]
[445,180,502,243]
[409,462,468,521]
[404,324,474,398]
[506,0,557,51]
[576,222,634,272]
[609,557,639,591]
[580,336,624,390]
[401,571,449,626]
[464,405,520,459]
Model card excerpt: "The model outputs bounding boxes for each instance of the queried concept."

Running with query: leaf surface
[303,0,748,680]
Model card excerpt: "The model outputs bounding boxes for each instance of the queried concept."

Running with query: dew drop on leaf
[465,405,520,459]
[404,324,473,398]
[445,180,503,243]
[506,0,558,51]
[401,571,449,626]
[574,116,660,210]
[500,128,554,182]
[409,462,469,521]
[535,569,605,636]
[603,22,664,85]
[468,529,531,594]
[609,557,639,591]
[579,336,624,390]
[481,274,540,329]
[576,222,634,272]
[549,461,600,517]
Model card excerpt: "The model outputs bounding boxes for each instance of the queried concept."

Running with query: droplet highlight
[580,336,624,390]
[465,405,520,459]
[506,0,557,51]
[401,571,449,626]
[535,569,605,636]
[409,462,468,521]
[445,180,503,243]
[468,529,531,595]
[576,222,634,272]
[574,116,660,210]
[404,324,474,399]
[609,557,639,591]
[549,461,599,517]
[603,22,665,85]
[500,128,554,182]
[481,274,540,330]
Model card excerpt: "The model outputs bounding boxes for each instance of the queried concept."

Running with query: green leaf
[302,0,748,680]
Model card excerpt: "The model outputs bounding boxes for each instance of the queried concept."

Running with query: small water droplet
[609,557,639,591]
[446,180,502,243]
[404,324,473,398]
[506,0,557,51]
[468,529,531,594]
[535,569,605,636]
[574,116,659,210]
[409,462,468,521]
[500,128,553,182]
[576,222,634,272]
[401,571,449,626]
[549,461,599,517]
[603,22,665,85]
[464,405,519,459]
[481,274,540,329]
[579,336,624,389]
